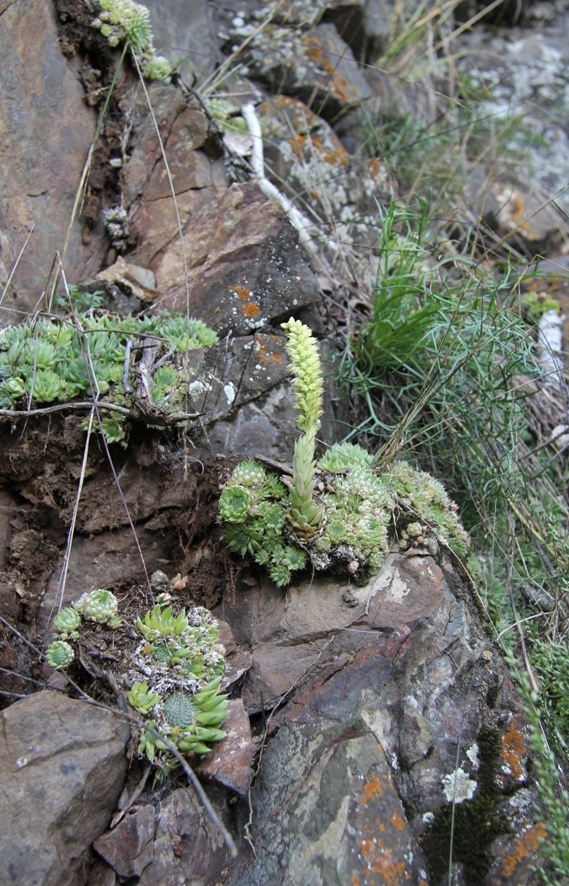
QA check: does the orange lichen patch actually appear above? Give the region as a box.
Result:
[242,302,260,318]
[256,340,283,364]
[228,284,261,320]
[391,811,405,833]
[230,285,251,301]
[304,46,323,64]
[287,132,309,160]
[499,823,547,879]
[351,877,361,886]
[501,715,527,781]
[369,159,385,178]
[360,772,384,804]
[360,841,410,885]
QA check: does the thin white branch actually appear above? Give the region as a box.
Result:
[241,102,321,260]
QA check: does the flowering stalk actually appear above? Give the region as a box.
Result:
[281,319,324,537]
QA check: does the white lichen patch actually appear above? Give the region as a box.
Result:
[466,742,480,770]
[441,767,477,804]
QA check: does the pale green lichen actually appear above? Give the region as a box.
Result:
[219,319,470,587]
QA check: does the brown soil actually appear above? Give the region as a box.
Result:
[0,414,236,709]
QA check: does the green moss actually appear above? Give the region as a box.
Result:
[421,728,509,885]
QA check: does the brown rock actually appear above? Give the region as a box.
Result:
[0,691,130,886]
[198,699,255,796]
[148,182,320,336]
[122,85,226,266]
[0,0,107,315]
[218,554,546,883]
[138,787,232,886]
[94,805,155,878]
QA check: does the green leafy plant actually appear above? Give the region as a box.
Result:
[74,589,122,627]
[46,591,229,761]
[219,320,469,587]
[91,0,172,82]
[129,602,228,760]
[0,310,218,440]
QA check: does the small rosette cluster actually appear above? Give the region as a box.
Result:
[313,443,392,575]
[46,589,122,669]
[91,0,172,82]
[127,602,228,760]
[383,461,470,558]
[219,440,470,587]
[0,312,218,442]
[220,460,307,587]
[218,320,470,588]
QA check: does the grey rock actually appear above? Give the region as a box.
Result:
[0,691,130,886]
[218,554,546,883]
[147,181,321,335]
[144,0,219,83]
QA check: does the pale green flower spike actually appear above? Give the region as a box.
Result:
[281,318,324,537]
[281,318,323,434]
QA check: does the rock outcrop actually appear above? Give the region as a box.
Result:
[0,691,130,886]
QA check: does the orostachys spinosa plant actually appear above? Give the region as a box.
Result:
[46,591,229,762]
[219,319,470,587]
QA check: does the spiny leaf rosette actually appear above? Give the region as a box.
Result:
[128,603,228,762]
[45,591,228,762]
[219,320,470,587]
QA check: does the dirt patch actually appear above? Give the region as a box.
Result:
[0,414,237,706]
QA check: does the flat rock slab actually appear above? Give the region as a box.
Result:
[0,0,107,315]
[148,182,321,336]
[137,787,233,886]
[94,805,156,879]
[197,698,255,796]
[0,691,130,886]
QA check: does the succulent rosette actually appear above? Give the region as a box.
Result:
[219,320,470,587]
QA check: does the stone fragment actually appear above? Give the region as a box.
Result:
[252,23,373,119]
[227,730,428,885]
[147,182,320,334]
[184,332,290,424]
[121,84,226,266]
[144,0,219,83]
[94,805,155,878]
[198,699,255,795]
[0,691,130,886]
[260,95,395,250]
[137,787,232,886]
[95,257,157,304]
[0,0,107,316]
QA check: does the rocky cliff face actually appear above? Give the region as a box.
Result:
[1,0,564,882]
